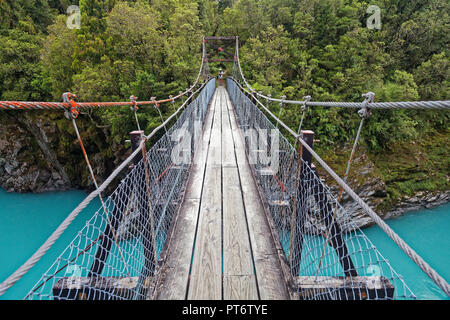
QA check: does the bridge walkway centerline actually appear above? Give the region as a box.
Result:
[154,85,290,300]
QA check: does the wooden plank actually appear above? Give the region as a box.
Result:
[53,276,152,300]
[223,276,258,300]
[187,166,222,299]
[221,88,236,167]
[209,58,235,63]
[155,91,218,300]
[227,98,248,169]
[224,90,291,300]
[204,36,237,41]
[187,90,223,299]
[222,167,253,276]
[155,198,200,300]
[206,90,222,168]
[222,167,258,300]
[185,91,218,199]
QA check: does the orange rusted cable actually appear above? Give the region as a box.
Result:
[0,90,181,111]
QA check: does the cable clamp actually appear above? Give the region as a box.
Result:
[130,95,138,111]
[62,92,79,119]
[151,97,159,109]
[302,95,311,112]
[280,95,287,108]
[359,92,375,118]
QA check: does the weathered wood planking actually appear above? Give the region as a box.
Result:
[221,87,236,167]
[187,90,223,300]
[220,89,258,299]
[222,166,258,300]
[185,91,218,199]
[155,91,218,300]
[223,275,259,300]
[224,90,290,300]
[53,276,152,300]
[156,86,291,300]
[206,89,223,168]
[187,166,222,299]
[155,198,200,300]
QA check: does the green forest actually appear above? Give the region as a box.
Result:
[0,0,449,208]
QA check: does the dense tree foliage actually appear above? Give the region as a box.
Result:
[0,0,448,151]
[218,0,449,150]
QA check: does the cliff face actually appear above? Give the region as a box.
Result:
[326,152,389,229]
[0,113,127,193]
[0,114,71,192]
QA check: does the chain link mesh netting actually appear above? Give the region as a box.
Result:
[226,78,416,300]
[25,79,215,300]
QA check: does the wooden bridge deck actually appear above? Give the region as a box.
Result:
[154,86,290,300]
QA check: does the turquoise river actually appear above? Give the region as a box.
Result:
[0,187,449,300]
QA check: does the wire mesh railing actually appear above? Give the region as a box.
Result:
[227,77,416,300]
[24,78,215,300]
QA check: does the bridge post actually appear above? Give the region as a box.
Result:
[250,89,257,105]
[310,164,358,278]
[300,130,314,164]
[290,130,357,278]
[289,130,314,276]
[130,131,144,165]
[304,134,358,278]
[88,131,157,297]
[88,192,127,280]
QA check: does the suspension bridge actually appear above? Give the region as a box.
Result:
[0,36,449,300]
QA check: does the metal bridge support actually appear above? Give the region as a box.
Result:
[290,131,358,278]
[88,179,132,280]
[301,130,357,278]
[88,194,127,278]
[289,130,314,276]
[310,164,358,277]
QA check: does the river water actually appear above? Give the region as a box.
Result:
[0,188,448,300]
[362,202,450,300]
[0,188,100,300]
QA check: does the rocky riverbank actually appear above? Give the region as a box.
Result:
[338,185,450,229]
[383,190,450,219]
[322,146,449,229]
